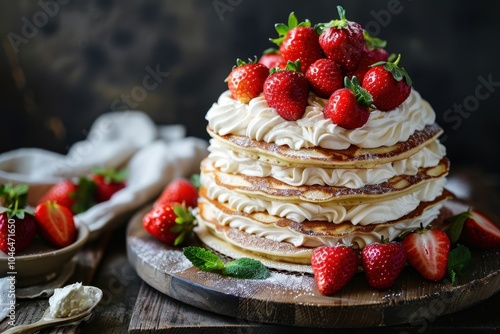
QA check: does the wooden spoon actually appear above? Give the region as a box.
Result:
[3,286,102,334]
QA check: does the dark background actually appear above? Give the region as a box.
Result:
[0,0,499,172]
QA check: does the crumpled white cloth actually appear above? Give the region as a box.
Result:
[0,110,208,238]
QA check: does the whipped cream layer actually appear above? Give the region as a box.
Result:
[199,197,444,249]
[202,170,446,225]
[206,89,435,150]
[209,139,446,188]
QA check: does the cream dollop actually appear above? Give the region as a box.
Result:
[206,89,435,150]
[209,139,446,188]
[202,171,446,225]
[199,198,444,249]
[49,282,98,318]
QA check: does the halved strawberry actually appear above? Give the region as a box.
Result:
[448,210,500,249]
[154,178,199,209]
[402,226,450,282]
[35,201,77,248]
[311,245,358,295]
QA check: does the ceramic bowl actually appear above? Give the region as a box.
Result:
[0,223,90,287]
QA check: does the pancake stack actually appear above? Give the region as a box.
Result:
[195,90,451,266]
[195,11,451,268]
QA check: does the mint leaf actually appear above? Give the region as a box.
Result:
[183,247,270,280]
[223,258,271,279]
[447,245,472,285]
[183,246,225,272]
[445,211,471,243]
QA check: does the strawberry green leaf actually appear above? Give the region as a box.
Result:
[93,167,127,184]
[72,177,97,214]
[190,174,201,189]
[363,30,387,50]
[445,210,472,243]
[271,12,310,46]
[344,76,373,108]
[447,245,472,285]
[370,54,413,86]
[223,258,270,279]
[183,246,225,272]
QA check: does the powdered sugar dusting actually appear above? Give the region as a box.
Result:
[129,236,193,274]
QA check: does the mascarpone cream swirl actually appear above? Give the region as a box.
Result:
[199,197,444,249]
[209,139,446,188]
[202,171,446,225]
[206,89,435,150]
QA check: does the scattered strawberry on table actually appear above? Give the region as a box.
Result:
[143,177,199,246]
[402,225,451,282]
[154,177,199,209]
[361,237,407,290]
[311,245,358,295]
[447,209,500,250]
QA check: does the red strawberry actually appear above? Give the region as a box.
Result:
[263,60,309,121]
[311,245,358,295]
[323,76,372,129]
[362,54,412,111]
[317,6,365,72]
[361,237,407,290]
[154,178,199,209]
[270,12,323,73]
[305,58,343,99]
[35,201,76,248]
[142,202,195,246]
[37,177,97,214]
[0,212,37,254]
[0,183,37,254]
[258,48,286,70]
[457,210,500,249]
[227,58,269,104]
[402,226,450,281]
[37,180,78,210]
[348,31,389,82]
[91,167,127,203]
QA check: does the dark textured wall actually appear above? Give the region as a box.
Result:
[1,0,499,172]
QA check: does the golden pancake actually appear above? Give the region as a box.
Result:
[201,157,449,205]
[207,123,443,169]
[195,190,454,267]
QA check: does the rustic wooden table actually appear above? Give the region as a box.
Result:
[1,166,499,333]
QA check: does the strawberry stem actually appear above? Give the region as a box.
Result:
[270,12,311,46]
[344,76,373,108]
[370,54,412,86]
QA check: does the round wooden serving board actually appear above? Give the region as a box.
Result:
[126,204,500,328]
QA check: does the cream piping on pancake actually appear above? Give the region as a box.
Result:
[206,89,435,150]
